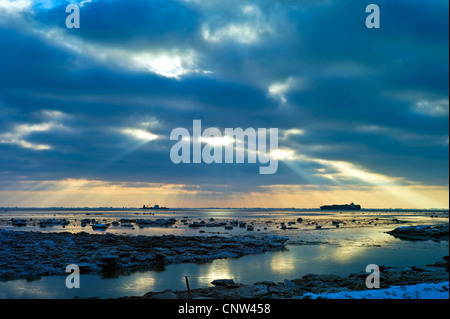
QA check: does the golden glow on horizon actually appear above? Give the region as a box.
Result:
[0,178,448,209]
[261,148,447,210]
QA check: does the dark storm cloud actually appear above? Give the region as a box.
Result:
[0,0,448,193]
[34,0,203,48]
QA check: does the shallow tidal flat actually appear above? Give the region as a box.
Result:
[0,229,288,281]
[0,209,448,298]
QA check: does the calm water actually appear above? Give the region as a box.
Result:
[0,208,448,299]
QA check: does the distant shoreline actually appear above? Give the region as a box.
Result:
[1,207,449,212]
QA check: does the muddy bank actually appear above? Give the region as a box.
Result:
[0,229,288,281]
[126,257,449,299]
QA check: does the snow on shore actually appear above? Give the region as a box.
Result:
[301,281,449,299]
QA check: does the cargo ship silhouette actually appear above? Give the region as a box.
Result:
[320,202,361,211]
[140,203,169,210]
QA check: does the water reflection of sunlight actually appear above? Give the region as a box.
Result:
[200,262,233,284]
[326,245,370,263]
[317,230,399,264]
[124,276,155,292]
[270,252,296,273]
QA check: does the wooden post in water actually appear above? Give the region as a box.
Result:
[185,276,192,299]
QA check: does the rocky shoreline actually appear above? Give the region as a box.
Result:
[125,257,449,299]
[0,229,288,281]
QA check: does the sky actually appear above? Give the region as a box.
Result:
[0,0,448,208]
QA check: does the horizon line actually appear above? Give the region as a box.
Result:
[0,206,448,211]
